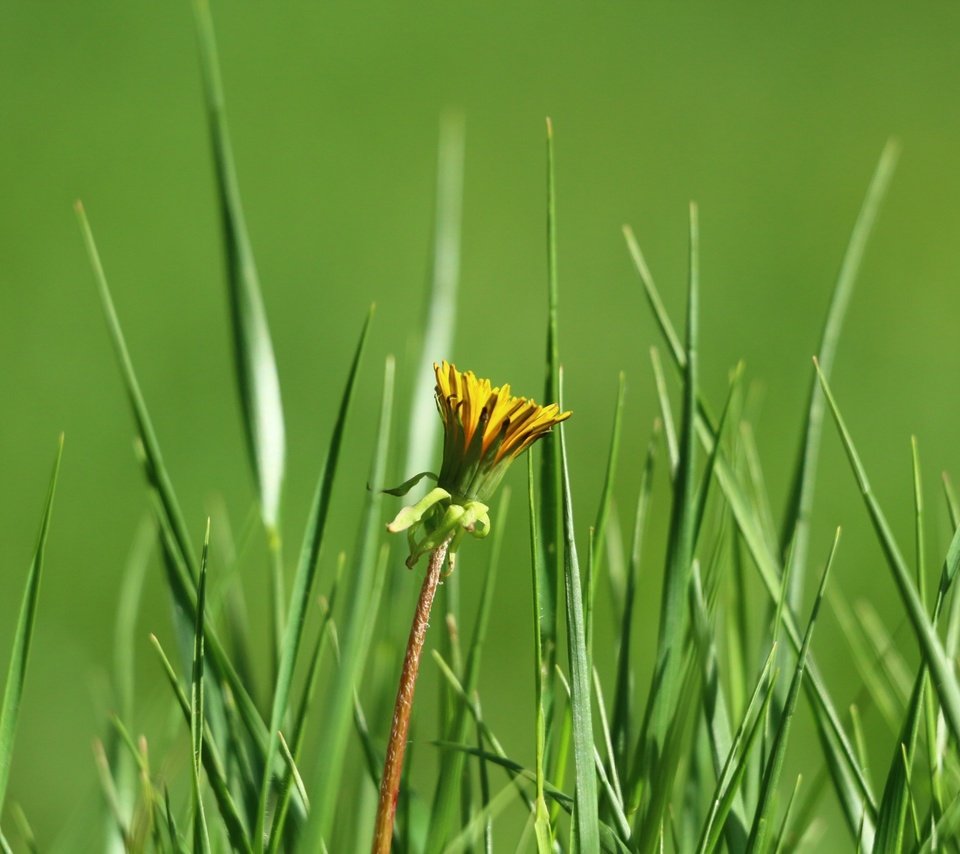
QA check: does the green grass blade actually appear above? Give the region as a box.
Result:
[190,522,212,854]
[747,528,839,853]
[0,436,63,815]
[815,361,960,745]
[650,347,679,476]
[779,140,899,609]
[303,355,394,849]
[611,426,657,780]
[590,372,627,599]
[771,774,802,854]
[426,489,511,851]
[191,0,285,532]
[402,112,465,482]
[557,403,601,853]
[538,118,563,788]
[149,634,251,853]
[631,202,699,850]
[527,454,552,852]
[257,311,373,847]
[76,202,198,573]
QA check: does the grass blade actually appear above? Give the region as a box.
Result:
[779,140,899,608]
[0,435,63,815]
[631,202,699,851]
[558,408,600,852]
[191,0,285,532]
[190,522,212,854]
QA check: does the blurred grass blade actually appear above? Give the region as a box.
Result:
[190,522,212,854]
[650,347,678,476]
[771,774,802,854]
[747,529,839,853]
[0,435,63,815]
[192,0,285,531]
[403,112,465,482]
[815,361,960,744]
[779,140,899,608]
[257,309,373,847]
[558,401,601,853]
[304,357,394,849]
[426,489,510,851]
[631,203,699,851]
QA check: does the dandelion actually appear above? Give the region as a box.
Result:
[372,361,570,854]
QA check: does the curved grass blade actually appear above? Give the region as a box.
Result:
[558,406,600,853]
[747,529,839,853]
[0,436,63,815]
[815,361,960,744]
[779,140,899,609]
[191,0,285,533]
[302,356,393,850]
[426,490,511,852]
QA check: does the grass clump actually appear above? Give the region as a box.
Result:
[3,5,960,853]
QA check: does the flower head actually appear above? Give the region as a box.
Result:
[385,360,571,568]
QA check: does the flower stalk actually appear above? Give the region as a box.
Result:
[371,538,452,854]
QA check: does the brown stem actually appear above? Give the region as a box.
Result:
[371,540,450,854]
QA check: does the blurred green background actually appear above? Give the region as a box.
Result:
[3,0,960,846]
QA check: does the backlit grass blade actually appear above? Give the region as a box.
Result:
[402,112,465,482]
[650,347,679,476]
[747,528,839,853]
[258,310,373,848]
[779,140,899,609]
[190,522,212,854]
[625,214,875,837]
[816,362,960,744]
[631,202,699,852]
[0,435,63,816]
[558,400,601,853]
[191,0,286,533]
[426,489,511,851]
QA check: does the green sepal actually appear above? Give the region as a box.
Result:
[379,471,439,497]
[386,487,451,533]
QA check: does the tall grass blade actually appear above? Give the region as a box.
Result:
[558,402,601,852]
[403,112,465,483]
[257,311,374,849]
[650,347,678,476]
[304,356,394,849]
[0,435,63,816]
[590,372,627,597]
[816,362,960,745]
[747,528,839,853]
[631,203,699,851]
[537,118,564,772]
[780,140,899,608]
[191,0,286,532]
